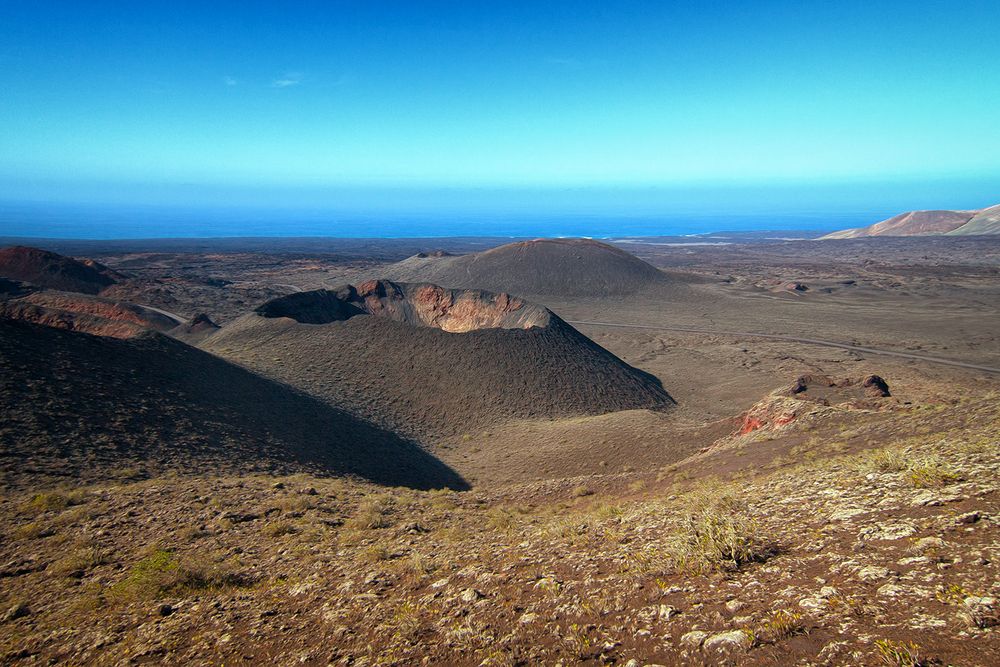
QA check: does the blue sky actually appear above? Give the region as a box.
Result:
[1,1,999,215]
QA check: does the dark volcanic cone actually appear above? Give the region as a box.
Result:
[204,280,673,442]
[379,238,671,296]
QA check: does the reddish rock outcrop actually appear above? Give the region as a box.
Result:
[0,291,182,339]
[257,280,552,332]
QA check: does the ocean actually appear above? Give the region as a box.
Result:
[0,200,879,240]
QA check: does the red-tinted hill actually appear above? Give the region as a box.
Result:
[0,246,119,294]
[0,290,183,338]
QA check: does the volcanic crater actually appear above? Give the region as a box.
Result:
[205,280,673,441]
[256,279,552,332]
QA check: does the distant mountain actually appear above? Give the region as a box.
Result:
[379,238,672,297]
[819,204,1000,239]
[946,204,1000,235]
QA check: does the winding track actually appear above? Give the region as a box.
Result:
[566,320,1000,376]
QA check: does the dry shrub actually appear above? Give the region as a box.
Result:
[107,549,248,601]
[874,639,925,667]
[348,495,395,530]
[667,494,776,573]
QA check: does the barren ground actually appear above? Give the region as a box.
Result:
[2,234,998,665]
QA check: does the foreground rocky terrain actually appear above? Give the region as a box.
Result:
[1,236,998,665]
[1,382,996,665]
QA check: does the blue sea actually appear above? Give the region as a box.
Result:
[0,200,879,240]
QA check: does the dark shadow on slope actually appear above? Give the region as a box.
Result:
[0,318,467,491]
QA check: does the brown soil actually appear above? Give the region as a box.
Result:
[2,236,1000,666]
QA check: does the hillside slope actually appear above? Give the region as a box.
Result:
[203,281,673,441]
[947,203,1000,235]
[0,246,119,294]
[0,318,465,489]
[820,204,1000,239]
[379,238,671,296]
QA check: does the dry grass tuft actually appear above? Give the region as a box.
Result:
[107,549,249,601]
[906,457,961,488]
[22,489,88,514]
[874,638,925,667]
[668,496,776,572]
[348,495,395,530]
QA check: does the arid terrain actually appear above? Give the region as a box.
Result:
[1,234,999,666]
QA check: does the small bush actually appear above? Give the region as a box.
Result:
[23,489,88,514]
[14,521,53,540]
[906,458,961,488]
[360,542,392,564]
[486,507,518,532]
[107,549,247,601]
[934,583,970,605]
[572,485,594,498]
[49,545,107,578]
[276,495,315,513]
[348,495,395,530]
[262,520,298,537]
[670,499,775,572]
[874,639,924,667]
[762,609,805,641]
[392,552,437,581]
[866,449,908,473]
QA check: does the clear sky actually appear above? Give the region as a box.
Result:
[1,0,999,216]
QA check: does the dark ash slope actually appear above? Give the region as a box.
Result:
[380,238,670,296]
[0,318,466,490]
[203,281,673,442]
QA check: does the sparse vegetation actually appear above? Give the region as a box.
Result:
[866,448,908,473]
[348,495,395,530]
[106,549,248,601]
[22,489,88,514]
[49,545,107,578]
[262,519,298,537]
[668,495,776,572]
[760,609,805,642]
[14,521,53,540]
[906,457,961,487]
[874,638,925,667]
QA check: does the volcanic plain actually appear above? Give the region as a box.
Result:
[1,233,998,666]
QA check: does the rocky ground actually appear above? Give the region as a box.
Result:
[2,236,999,665]
[2,387,996,665]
